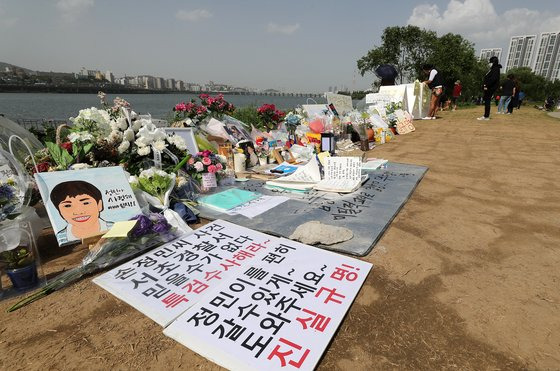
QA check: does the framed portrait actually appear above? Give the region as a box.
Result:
[163,127,199,155]
[220,115,252,145]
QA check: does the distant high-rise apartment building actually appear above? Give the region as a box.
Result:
[505,35,537,72]
[165,78,176,90]
[533,31,560,81]
[105,71,114,83]
[479,48,502,62]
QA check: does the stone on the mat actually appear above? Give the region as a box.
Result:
[289,221,353,245]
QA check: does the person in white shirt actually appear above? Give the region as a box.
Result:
[422,64,444,120]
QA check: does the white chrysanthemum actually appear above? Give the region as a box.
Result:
[117,117,128,130]
[139,168,155,178]
[110,120,119,131]
[129,175,139,187]
[155,169,169,177]
[118,140,130,153]
[137,146,151,156]
[169,135,187,151]
[67,132,80,143]
[135,137,149,147]
[152,139,167,152]
[132,120,142,132]
[123,128,135,142]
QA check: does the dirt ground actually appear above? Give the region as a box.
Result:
[1,106,559,370]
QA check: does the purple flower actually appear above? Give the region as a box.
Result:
[152,220,171,233]
[129,214,152,237]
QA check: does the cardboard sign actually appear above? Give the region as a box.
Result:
[164,236,372,371]
[326,93,353,115]
[395,110,415,135]
[35,166,141,246]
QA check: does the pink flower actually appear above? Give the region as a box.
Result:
[188,157,195,165]
[194,162,204,172]
[207,164,217,173]
[202,150,212,157]
[202,157,212,166]
[174,102,187,112]
[216,163,223,171]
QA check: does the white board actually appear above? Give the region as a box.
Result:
[164,237,372,371]
[93,220,276,326]
[95,220,373,370]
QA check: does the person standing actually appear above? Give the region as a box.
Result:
[507,78,520,114]
[478,56,501,121]
[422,64,444,120]
[497,74,515,114]
[451,80,462,111]
[517,90,526,109]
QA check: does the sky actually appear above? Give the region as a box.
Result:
[1,0,560,93]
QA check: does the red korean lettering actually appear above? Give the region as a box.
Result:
[315,286,345,304]
[330,263,360,282]
[161,293,189,308]
[267,337,310,368]
[296,308,331,332]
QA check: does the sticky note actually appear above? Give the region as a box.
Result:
[317,151,331,166]
[102,220,138,238]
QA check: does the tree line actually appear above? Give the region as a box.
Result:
[357,25,560,103]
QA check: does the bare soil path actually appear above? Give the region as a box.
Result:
[1,106,559,370]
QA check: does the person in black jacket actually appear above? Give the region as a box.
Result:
[478,56,501,121]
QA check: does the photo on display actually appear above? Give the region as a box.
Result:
[220,115,252,144]
[35,166,141,246]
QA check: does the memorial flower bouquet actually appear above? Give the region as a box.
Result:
[173,100,209,124]
[0,179,20,222]
[8,212,180,312]
[256,103,286,132]
[199,93,235,118]
[173,94,235,125]
[183,150,226,192]
[131,168,175,205]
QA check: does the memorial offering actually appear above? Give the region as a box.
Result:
[35,166,141,246]
[94,220,372,370]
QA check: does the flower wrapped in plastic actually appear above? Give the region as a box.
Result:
[8,212,182,311]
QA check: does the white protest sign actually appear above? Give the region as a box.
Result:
[164,237,372,371]
[93,220,275,326]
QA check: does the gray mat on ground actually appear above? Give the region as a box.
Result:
[198,162,428,256]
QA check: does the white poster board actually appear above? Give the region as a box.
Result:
[93,220,275,326]
[164,237,372,371]
[95,220,373,370]
[326,93,353,115]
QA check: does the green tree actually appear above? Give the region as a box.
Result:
[358,26,488,103]
[357,26,436,84]
[504,67,560,102]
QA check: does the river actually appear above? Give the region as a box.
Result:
[0,92,328,121]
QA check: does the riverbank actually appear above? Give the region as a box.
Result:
[1,106,559,369]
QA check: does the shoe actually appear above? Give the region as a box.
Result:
[477,116,490,121]
[505,113,511,115]
[431,117,436,120]
[422,117,432,120]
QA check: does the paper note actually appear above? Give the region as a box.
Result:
[317,151,331,166]
[227,195,289,218]
[324,157,362,181]
[102,220,138,238]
